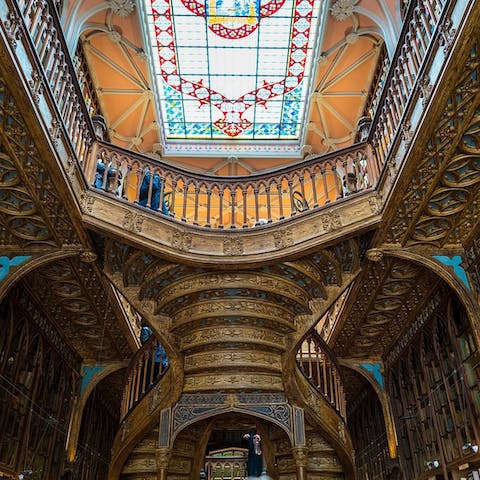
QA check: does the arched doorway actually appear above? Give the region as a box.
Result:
[170,412,290,479]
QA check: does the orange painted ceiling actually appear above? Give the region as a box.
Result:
[64,0,400,175]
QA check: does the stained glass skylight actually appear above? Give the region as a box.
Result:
[141,0,327,156]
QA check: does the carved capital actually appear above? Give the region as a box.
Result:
[292,446,309,467]
[155,447,172,469]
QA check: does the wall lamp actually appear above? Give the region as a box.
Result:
[427,460,440,469]
[18,470,33,480]
[462,442,479,454]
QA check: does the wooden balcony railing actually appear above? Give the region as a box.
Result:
[204,448,248,480]
[88,142,375,229]
[10,0,95,164]
[297,331,346,420]
[8,0,451,229]
[120,335,169,420]
[368,0,447,164]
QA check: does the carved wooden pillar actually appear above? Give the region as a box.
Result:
[155,447,171,480]
[292,446,309,480]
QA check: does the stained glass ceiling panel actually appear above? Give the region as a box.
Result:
[142,0,326,156]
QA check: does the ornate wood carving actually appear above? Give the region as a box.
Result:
[380,43,480,248]
[21,257,132,361]
[172,392,293,436]
[335,258,441,358]
[0,77,80,248]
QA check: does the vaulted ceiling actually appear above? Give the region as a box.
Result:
[63,0,401,174]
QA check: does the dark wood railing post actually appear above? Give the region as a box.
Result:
[120,335,169,421]
[297,331,346,419]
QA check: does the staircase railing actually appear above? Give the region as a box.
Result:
[10,0,95,165]
[120,335,169,420]
[6,0,452,229]
[368,0,448,164]
[297,330,346,420]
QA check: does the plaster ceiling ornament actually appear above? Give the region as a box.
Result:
[330,0,357,21]
[109,0,135,17]
[107,30,122,43]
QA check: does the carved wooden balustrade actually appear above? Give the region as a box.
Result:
[8,0,94,164]
[120,335,169,420]
[6,0,452,230]
[89,141,374,229]
[297,330,346,420]
[368,0,448,164]
[204,448,247,480]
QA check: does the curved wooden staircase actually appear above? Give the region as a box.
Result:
[105,238,360,479]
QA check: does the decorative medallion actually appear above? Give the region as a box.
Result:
[330,0,356,21]
[223,237,244,255]
[109,0,136,17]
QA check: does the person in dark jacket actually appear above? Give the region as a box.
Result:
[140,323,153,345]
[243,429,263,477]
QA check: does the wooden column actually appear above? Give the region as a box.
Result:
[292,446,309,480]
[155,447,171,480]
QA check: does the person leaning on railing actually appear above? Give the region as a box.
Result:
[140,322,168,378]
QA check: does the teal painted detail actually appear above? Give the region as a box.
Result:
[0,256,31,282]
[433,255,471,290]
[81,365,106,394]
[360,363,384,389]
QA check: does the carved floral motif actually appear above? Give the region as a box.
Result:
[171,230,192,251]
[223,237,244,255]
[321,212,342,232]
[123,211,145,233]
[330,0,357,21]
[273,228,294,249]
